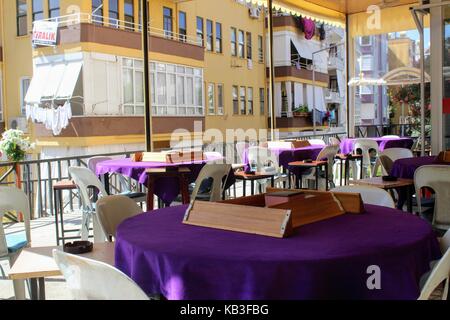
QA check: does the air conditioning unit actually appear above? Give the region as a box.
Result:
[249,7,261,19]
[9,117,29,133]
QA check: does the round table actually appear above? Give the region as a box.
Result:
[115,204,441,300]
[340,137,414,155]
[95,155,223,205]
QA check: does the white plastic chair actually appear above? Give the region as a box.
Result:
[308,139,326,146]
[414,165,450,230]
[96,195,143,241]
[440,229,450,254]
[382,135,400,139]
[329,137,341,146]
[87,157,146,203]
[332,185,395,208]
[69,166,109,242]
[418,249,450,300]
[191,164,232,202]
[53,249,149,300]
[0,187,31,300]
[302,145,339,190]
[353,138,380,178]
[247,146,288,192]
[378,148,413,176]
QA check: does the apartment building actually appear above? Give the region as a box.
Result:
[0,0,267,158]
[269,13,330,136]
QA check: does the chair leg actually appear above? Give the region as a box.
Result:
[9,254,26,300]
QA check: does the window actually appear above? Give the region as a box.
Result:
[246,32,252,60]
[16,0,28,36]
[360,55,373,71]
[215,22,222,53]
[232,86,239,114]
[208,84,215,114]
[230,28,237,56]
[206,20,213,52]
[32,0,44,22]
[259,88,265,115]
[217,84,224,115]
[20,78,31,116]
[109,0,119,28]
[247,87,253,115]
[360,86,373,95]
[92,0,103,25]
[238,30,245,58]
[48,0,60,18]
[122,59,144,115]
[258,35,264,63]
[197,17,204,47]
[179,11,187,42]
[240,86,246,115]
[147,61,204,116]
[124,0,134,29]
[360,36,372,46]
[163,7,173,38]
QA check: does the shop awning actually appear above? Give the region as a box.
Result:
[25,60,82,104]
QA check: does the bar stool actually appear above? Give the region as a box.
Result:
[53,180,79,245]
[145,167,191,211]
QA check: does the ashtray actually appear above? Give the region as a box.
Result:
[382,175,398,182]
[63,241,93,254]
[304,159,313,163]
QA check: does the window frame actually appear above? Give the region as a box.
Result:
[207,83,215,115]
[20,77,32,116]
[230,27,237,57]
[48,0,60,19]
[247,87,253,115]
[92,0,104,25]
[258,35,264,63]
[246,32,252,60]
[108,0,120,28]
[359,36,372,46]
[360,55,373,72]
[163,6,173,38]
[238,30,245,59]
[259,88,265,115]
[215,22,222,53]
[217,84,224,115]
[179,11,187,42]
[240,86,246,115]
[232,85,239,115]
[206,19,214,52]
[32,0,44,22]
[16,0,28,36]
[124,0,134,30]
[196,17,204,47]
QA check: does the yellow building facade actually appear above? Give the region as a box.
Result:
[0,0,268,156]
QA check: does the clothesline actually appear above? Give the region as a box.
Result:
[26,101,73,136]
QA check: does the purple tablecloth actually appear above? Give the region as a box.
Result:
[340,137,414,155]
[115,204,440,300]
[96,156,222,205]
[390,156,446,179]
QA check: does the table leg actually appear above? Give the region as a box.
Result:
[271,176,275,188]
[102,173,110,195]
[325,163,329,191]
[360,158,363,180]
[59,190,65,245]
[345,160,350,185]
[315,167,319,190]
[288,171,292,189]
[406,185,413,214]
[147,177,155,211]
[54,189,60,246]
[242,180,246,197]
[179,174,190,205]
[340,159,344,186]
[29,278,45,300]
[251,180,255,196]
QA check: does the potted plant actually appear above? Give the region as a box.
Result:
[293,105,310,117]
[0,129,35,163]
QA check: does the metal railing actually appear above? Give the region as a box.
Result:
[33,13,203,47]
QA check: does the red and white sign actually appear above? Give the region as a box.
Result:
[32,21,58,46]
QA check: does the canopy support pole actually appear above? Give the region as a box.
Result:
[268,0,276,141]
[142,0,153,152]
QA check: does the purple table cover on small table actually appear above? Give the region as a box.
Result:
[390,156,446,179]
[340,137,414,155]
[115,204,440,300]
[96,155,223,206]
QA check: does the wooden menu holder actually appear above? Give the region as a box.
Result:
[267,140,311,149]
[132,151,205,163]
[183,201,292,238]
[436,150,450,163]
[290,140,311,149]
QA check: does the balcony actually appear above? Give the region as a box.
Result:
[327,54,345,70]
[324,89,344,104]
[33,13,204,62]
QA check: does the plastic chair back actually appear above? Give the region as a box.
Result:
[441,229,450,254]
[382,135,400,139]
[69,166,109,211]
[329,137,341,146]
[379,148,413,175]
[332,185,395,208]
[418,249,450,300]
[415,165,450,229]
[191,164,232,202]
[96,195,143,240]
[354,138,380,177]
[0,187,31,257]
[247,146,280,174]
[53,249,149,300]
[316,145,339,179]
[308,139,326,146]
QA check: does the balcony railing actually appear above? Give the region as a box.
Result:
[324,89,344,103]
[33,13,202,47]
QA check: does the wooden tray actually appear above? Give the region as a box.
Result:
[183,201,292,238]
[132,151,205,163]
